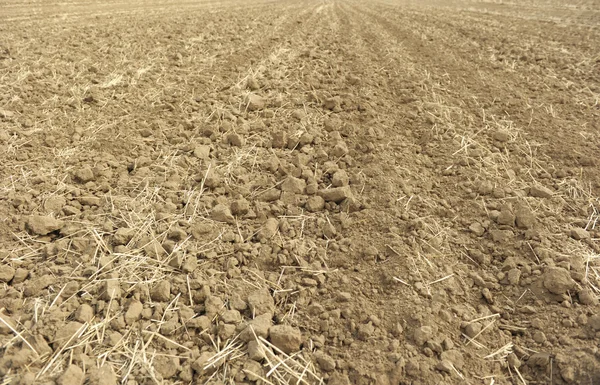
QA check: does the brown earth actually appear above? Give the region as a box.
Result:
[1,0,599,384]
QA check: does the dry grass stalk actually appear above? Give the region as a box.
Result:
[0,311,39,356]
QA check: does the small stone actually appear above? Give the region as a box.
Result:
[588,315,600,331]
[217,323,237,341]
[492,130,510,142]
[221,309,242,324]
[154,355,179,378]
[269,325,302,353]
[246,77,260,91]
[193,145,211,159]
[151,280,171,302]
[247,340,266,361]
[12,268,29,284]
[73,167,95,183]
[442,337,454,350]
[543,267,575,295]
[258,218,279,240]
[188,315,211,330]
[331,141,349,157]
[405,358,421,377]
[125,300,143,324]
[74,304,94,323]
[23,275,55,297]
[347,75,360,85]
[305,196,325,212]
[323,118,340,132]
[113,228,135,246]
[281,176,306,194]
[110,315,126,331]
[105,331,123,347]
[314,351,336,371]
[204,295,223,317]
[26,215,64,235]
[489,229,513,243]
[331,170,349,187]
[328,373,351,385]
[178,305,195,322]
[144,240,167,258]
[44,196,67,213]
[204,173,222,188]
[529,185,554,198]
[560,366,576,383]
[469,222,485,236]
[88,365,117,385]
[291,109,306,120]
[218,322,236,339]
[340,196,362,212]
[211,204,234,223]
[62,281,79,297]
[306,182,318,195]
[299,132,314,146]
[22,334,51,358]
[169,253,185,269]
[319,186,352,203]
[413,326,433,345]
[225,132,244,147]
[570,228,590,240]
[231,198,250,216]
[364,245,378,259]
[436,360,453,373]
[482,288,494,304]
[497,209,515,226]
[515,204,536,229]
[54,322,84,349]
[0,130,9,143]
[245,94,265,111]
[57,365,84,385]
[323,97,341,111]
[191,351,216,374]
[247,289,275,315]
[478,180,494,195]
[100,279,121,300]
[357,322,375,340]
[0,313,16,334]
[507,353,521,368]
[470,272,486,287]
[168,227,187,241]
[578,288,598,306]
[63,205,81,216]
[337,292,352,301]
[507,268,521,285]
[257,188,281,202]
[533,331,547,343]
[0,109,14,119]
[528,352,551,367]
[240,313,272,342]
[0,265,15,283]
[272,131,287,148]
[301,277,318,287]
[464,323,482,338]
[244,361,265,383]
[78,196,101,206]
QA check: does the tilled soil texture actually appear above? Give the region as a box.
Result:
[1,0,599,384]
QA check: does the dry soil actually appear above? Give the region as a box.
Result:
[1,0,599,384]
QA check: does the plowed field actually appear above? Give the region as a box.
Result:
[1,0,599,384]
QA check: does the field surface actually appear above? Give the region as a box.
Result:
[1,0,599,384]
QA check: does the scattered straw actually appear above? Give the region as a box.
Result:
[0,311,39,356]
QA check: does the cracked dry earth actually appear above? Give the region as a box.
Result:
[1,0,600,384]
